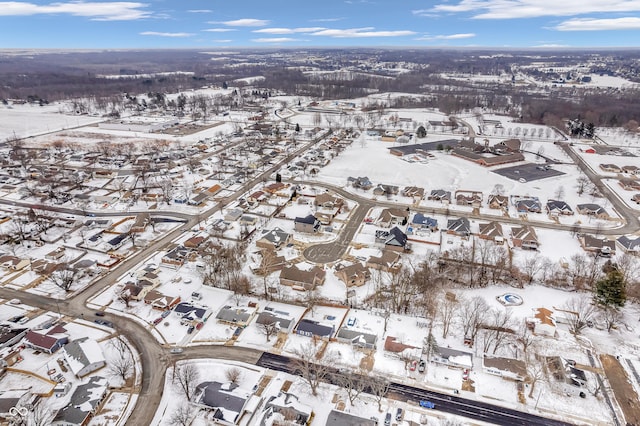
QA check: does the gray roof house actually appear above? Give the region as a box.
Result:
[617,235,640,253]
[255,310,295,333]
[263,392,313,425]
[335,328,378,349]
[374,227,408,251]
[215,305,256,327]
[294,215,321,233]
[325,410,377,426]
[446,217,471,237]
[193,381,251,424]
[546,200,573,216]
[296,319,334,339]
[51,376,109,425]
[63,337,106,378]
[576,203,609,218]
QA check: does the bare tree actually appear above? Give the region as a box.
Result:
[369,376,391,412]
[527,355,547,398]
[561,296,597,335]
[438,291,459,339]
[169,404,197,426]
[291,342,337,396]
[600,306,622,333]
[48,265,80,292]
[29,400,55,426]
[173,363,200,402]
[458,296,489,346]
[108,336,134,382]
[225,367,243,384]
[481,308,516,354]
[257,321,279,342]
[337,373,367,405]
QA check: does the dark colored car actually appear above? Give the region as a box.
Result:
[187,325,195,334]
[418,359,426,373]
[153,317,162,325]
[94,319,114,328]
[95,312,105,317]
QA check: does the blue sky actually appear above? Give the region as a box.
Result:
[1,0,640,48]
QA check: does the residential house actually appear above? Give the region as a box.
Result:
[0,256,30,271]
[264,182,287,195]
[63,338,106,378]
[161,245,190,268]
[224,208,244,222]
[215,305,257,327]
[143,290,181,310]
[546,200,574,216]
[366,250,401,272]
[383,336,421,360]
[23,325,68,354]
[374,227,409,252]
[579,234,615,257]
[255,228,291,250]
[527,308,557,337]
[264,392,313,425]
[455,190,483,207]
[105,233,130,250]
[45,247,66,261]
[372,183,399,197]
[478,221,504,244]
[255,309,295,333]
[619,178,640,191]
[193,381,251,424]
[335,328,378,349]
[184,235,207,249]
[347,176,373,190]
[174,302,211,324]
[447,217,471,238]
[483,355,527,381]
[239,215,258,227]
[294,215,321,234]
[0,326,27,350]
[334,262,370,287]
[599,164,622,173]
[428,189,452,203]
[431,345,473,369]
[514,197,542,214]
[295,318,334,339]
[576,203,609,219]
[487,194,509,210]
[410,213,438,232]
[325,410,377,426]
[511,226,539,250]
[377,208,409,228]
[279,265,326,290]
[247,190,267,205]
[494,138,522,152]
[616,235,640,254]
[402,186,425,202]
[188,191,210,206]
[51,376,109,426]
[314,192,345,209]
[130,212,150,233]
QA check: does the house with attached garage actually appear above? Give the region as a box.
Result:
[294,214,321,233]
[255,309,295,333]
[335,328,378,349]
[174,302,211,324]
[511,226,539,250]
[279,264,326,290]
[215,305,257,327]
[51,376,109,426]
[263,392,313,425]
[431,345,473,369]
[403,186,425,202]
[455,190,483,207]
[546,200,574,216]
[483,355,527,381]
[487,194,509,210]
[527,307,557,337]
[377,208,409,228]
[256,227,291,250]
[410,213,438,232]
[375,227,409,252]
[63,337,106,378]
[616,235,640,254]
[576,203,609,219]
[428,189,452,203]
[366,249,401,272]
[24,325,68,354]
[192,381,253,424]
[478,221,504,244]
[334,262,370,287]
[513,197,542,214]
[295,318,335,339]
[446,217,471,238]
[579,234,615,257]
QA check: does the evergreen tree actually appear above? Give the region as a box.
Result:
[594,268,626,308]
[416,125,427,138]
[295,123,301,132]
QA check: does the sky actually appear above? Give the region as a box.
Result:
[1,0,640,49]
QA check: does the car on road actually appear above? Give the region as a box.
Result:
[95,312,105,316]
[419,400,435,409]
[187,325,195,334]
[9,299,21,305]
[170,348,183,354]
[153,317,162,325]
[418,359,426,373]
[518,177,527,183]
[196,322,204,330]
[94,319,113,328]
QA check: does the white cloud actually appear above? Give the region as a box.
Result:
[211,39,232,43]
[187,9,211,13]
[203,28,236,32]
[311,17,344,22]
[418,33,476,40]
[221,18,269,27]
[555,17,640,31]
[311,27,416,37]
[253,27,325,34]
[140,31,194,37]
[0,1,150,20]
[532,43,571,47]
[252,37,298,43]
[416,0,640,19]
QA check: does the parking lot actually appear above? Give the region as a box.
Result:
[493,162,565,182]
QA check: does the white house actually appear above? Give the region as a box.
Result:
[527,307,557,337]
[63,338,106,378]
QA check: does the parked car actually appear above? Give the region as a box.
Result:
[170,348,183,354]
[9,299,21,305]
[161,310,171,318]
[94,319,114,328]
[409,360,417,371]
[419,400,435,409]
[187,325,195,334]
[395,408,403,421]
[418,359,426,373]
[153,317,162,325]
[196,322,204,330]
[384,412,391,426]
[95,312,105,317]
